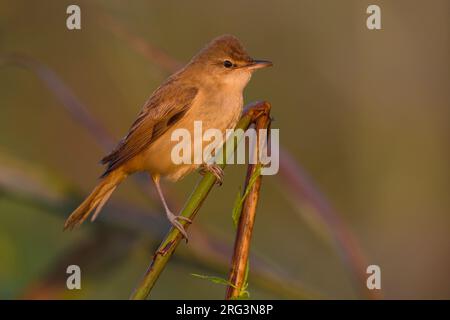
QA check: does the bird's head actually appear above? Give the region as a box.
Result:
[189,35,272,89]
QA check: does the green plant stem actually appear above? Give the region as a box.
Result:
[130,101,271,300]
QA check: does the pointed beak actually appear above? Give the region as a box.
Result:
[242,59,273,70]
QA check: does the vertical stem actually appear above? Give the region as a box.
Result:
[225,106,271,299]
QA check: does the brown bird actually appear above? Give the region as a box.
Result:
[64,35,272,238]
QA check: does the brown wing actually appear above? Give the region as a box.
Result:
[100,79,198,177]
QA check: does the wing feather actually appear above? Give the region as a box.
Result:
[101,78,198,177]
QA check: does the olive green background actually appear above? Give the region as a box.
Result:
[0,0,449,299]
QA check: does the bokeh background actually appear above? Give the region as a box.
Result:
[1,0,449,299]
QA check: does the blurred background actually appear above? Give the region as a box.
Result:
[0,0,449,299]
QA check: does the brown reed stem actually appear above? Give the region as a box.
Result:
[225,105,271,299]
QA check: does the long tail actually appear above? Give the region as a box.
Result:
[64,169,126,230]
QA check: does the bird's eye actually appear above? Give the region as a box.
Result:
[223,60,233,68]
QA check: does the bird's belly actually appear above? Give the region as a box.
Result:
[139,94,243,181]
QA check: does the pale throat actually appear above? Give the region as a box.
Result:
[221,70,252,93]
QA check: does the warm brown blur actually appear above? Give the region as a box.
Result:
[0,0,449,299]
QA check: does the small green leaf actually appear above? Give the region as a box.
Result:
[231,165,261,228]
[238,260,251,299]
[190,273,237,288]
[243,260,250,285]
[231,188,242,228]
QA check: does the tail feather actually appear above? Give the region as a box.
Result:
[64,170,124,230]
[91,185,116,222]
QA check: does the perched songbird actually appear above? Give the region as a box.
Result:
[64,35,272,238]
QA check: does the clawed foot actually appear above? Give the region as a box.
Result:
[166,210,192,241]
[199,164,224,185]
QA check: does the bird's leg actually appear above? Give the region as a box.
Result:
[199,163,224,185]
[151,174,191,240]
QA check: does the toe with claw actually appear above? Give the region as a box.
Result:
[200,164,224,185]
[167,211,192,241]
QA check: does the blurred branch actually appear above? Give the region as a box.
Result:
[225,106,270,299]
[130,102,270,300]
[278,150,381,299]
[0,54,115,151]
[98,12,182,73]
